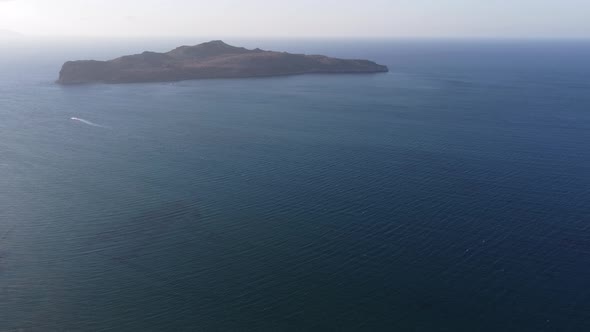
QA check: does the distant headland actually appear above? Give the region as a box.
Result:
[57,40,389,84]
[0,29,23,39]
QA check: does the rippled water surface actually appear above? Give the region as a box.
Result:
[1,39,590,331]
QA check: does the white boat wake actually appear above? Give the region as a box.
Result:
[70,117,107,128]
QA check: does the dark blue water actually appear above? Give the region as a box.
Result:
[1,39,590,331]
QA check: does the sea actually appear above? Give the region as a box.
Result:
[1,38,589,331]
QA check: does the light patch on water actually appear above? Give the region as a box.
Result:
[70,117,107,128]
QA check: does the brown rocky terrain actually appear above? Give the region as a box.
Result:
[57,40,389,84]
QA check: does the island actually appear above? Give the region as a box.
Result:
[57,40,388,84]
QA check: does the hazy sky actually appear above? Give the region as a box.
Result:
[0,0,589,38]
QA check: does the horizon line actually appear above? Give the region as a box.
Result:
[3,34,590,41]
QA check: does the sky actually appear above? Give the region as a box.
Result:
[0,0,589,38]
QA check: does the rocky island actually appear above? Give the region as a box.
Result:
[57,40,388,84]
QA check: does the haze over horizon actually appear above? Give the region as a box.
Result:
[0,0,589,39]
